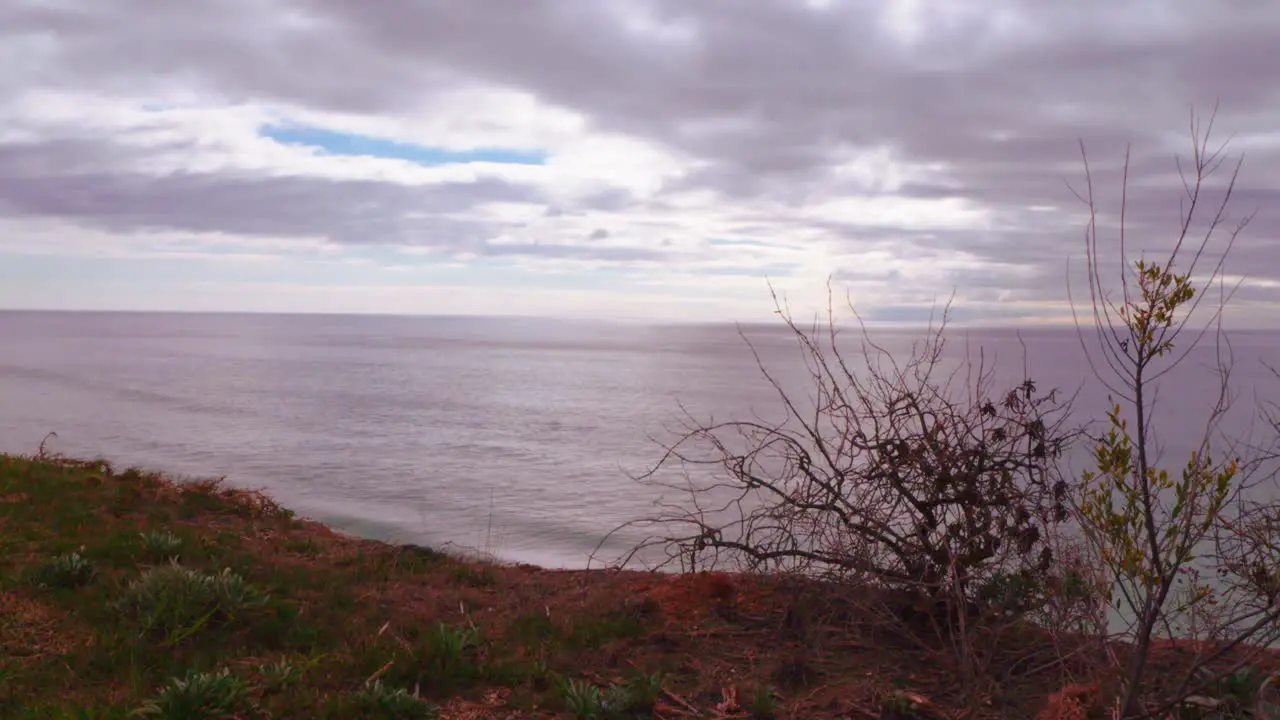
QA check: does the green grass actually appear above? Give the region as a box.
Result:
[0,456,460,716]
[0,453,674,719]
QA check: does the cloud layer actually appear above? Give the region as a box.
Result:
[2,0,1279,323]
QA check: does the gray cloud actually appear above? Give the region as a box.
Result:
[0,172,526,246]
[2,0,1279,308]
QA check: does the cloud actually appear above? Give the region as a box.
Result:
[1,0,1278,322]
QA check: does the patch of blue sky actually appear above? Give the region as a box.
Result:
[261,124,548,166]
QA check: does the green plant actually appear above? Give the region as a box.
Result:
[551,672,662,719]
[428,621,481,679]
[115,563,264,640]
[207,567,259,612]
[1261,674,1280,720]
[1176,666,1280,719]
[1215,666,1265,712]
[875,681,936,717]
[600,684,634,716]
[345,679,437,719]
[133,668,250,719]
[257,657,301,693]
[559,677,604,719]
[526,653,554,691]
[750,683,777,720]
[25,551,96,589]
[974,568,1050,618]
[623,672,664,714]
[137,530,183,563]
[377,621,486,693]
[0,661,17,713]
[880,690,923,720]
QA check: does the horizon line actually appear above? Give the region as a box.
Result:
[2,307,1279,333]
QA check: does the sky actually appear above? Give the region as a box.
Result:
[1,1,1279,325]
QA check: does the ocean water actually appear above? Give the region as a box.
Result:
[1,310,1278,569]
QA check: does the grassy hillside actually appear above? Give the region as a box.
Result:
[0,452,1217,719]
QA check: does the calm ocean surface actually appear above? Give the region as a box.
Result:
[2,311,1278,568]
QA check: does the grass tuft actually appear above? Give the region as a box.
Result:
[115,563,266,640]
[623,671,664,714]
[257,657,302,694]
[559,676,604,719]
[427,621,481,680]
[344,679,437,719]
[136,530,184,563]
[23,551,96,589]
[133,668,250,720]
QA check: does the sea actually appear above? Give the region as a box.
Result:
[1,310,1278,570]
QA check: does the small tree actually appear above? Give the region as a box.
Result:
[1070,107,1280,718]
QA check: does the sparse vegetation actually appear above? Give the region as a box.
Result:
[0,453,749,716]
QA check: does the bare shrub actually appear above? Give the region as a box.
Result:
[605,287,1081,702]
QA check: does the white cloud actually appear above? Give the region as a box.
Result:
[0,0,1278,324]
